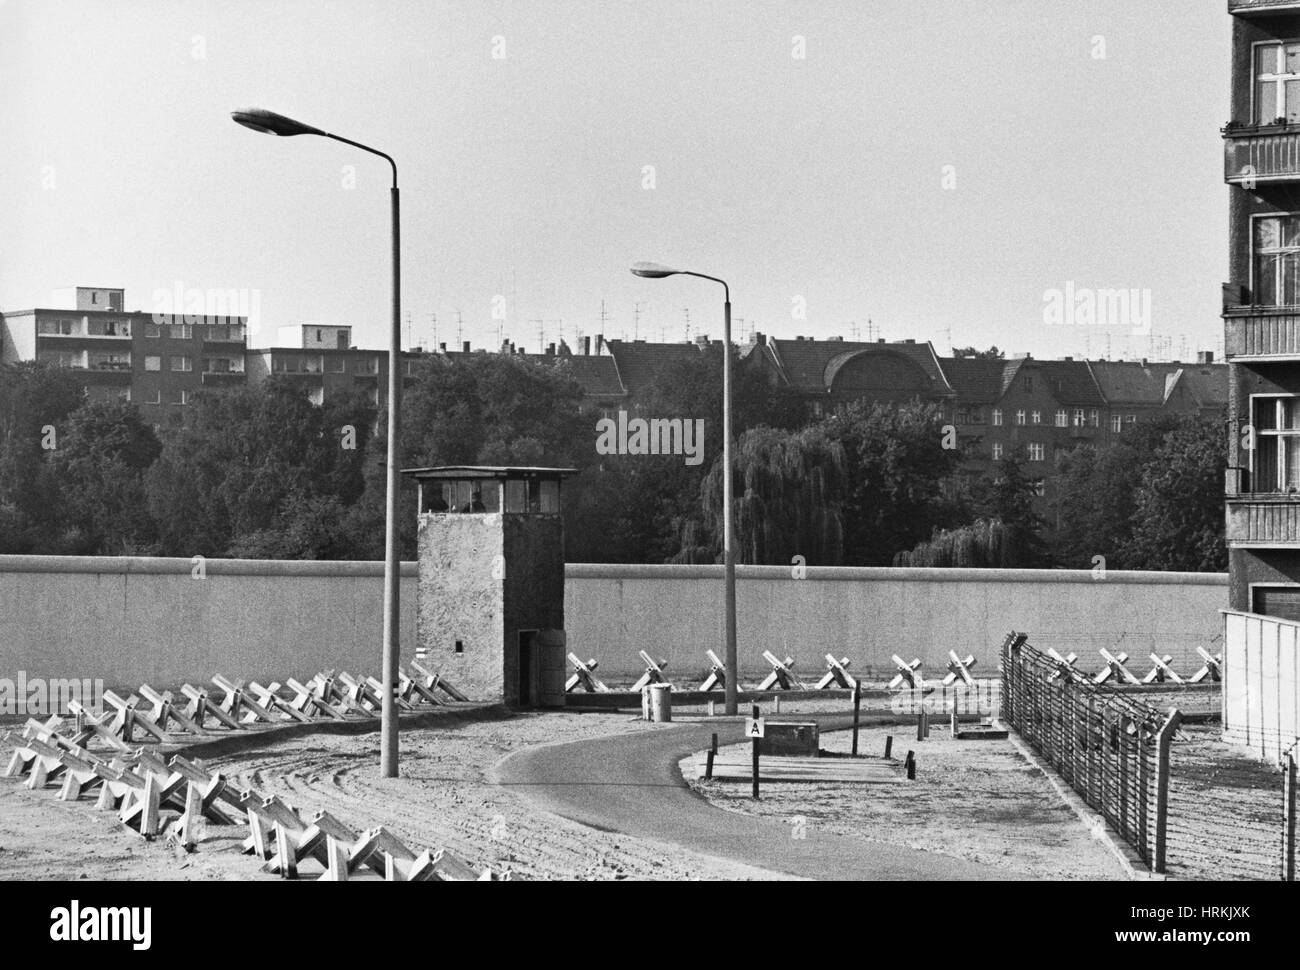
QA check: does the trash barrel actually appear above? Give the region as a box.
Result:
[648,683,673,722]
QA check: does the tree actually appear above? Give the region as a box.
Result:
[970,447,1049,566]
[1122,416,1227,571]
[952,346,1005,359]
[828,401,967,565]
[146,379,376,558]
[345,353,590,560]
[0,362,87,553]
[688,400,964,566]
[893,519,1013,567]
[48,400,161,555]
[697,424,848,565]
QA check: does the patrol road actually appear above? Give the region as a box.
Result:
[491,711,1016,880]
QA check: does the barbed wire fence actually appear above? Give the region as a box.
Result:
[1000,632,1296,880]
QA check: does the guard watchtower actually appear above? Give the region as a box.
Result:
[402,465,575,707]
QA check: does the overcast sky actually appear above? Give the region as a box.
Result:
[0,0,1228,361]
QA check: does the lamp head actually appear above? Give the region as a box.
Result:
[230,108,325,137]
[630,261,681,279]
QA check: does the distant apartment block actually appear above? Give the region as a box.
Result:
[0,286,248,417]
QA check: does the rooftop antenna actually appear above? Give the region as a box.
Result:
[599,299,610,337]
[633,301,644,340]
[683,307,691,342]
[456,309,464,347]
[405,310,412,352]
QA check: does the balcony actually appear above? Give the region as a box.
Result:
[1224,124,1300,184]
[1223,306,1300,359]
[1229,0,1300,15]
[201,370,245,385]
[1225,494,1300,545]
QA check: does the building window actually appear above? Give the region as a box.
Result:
[1125,414,1137,428]
[144,355,161,372]
[992,443,1003,461]
[143,388,161,405]
[1111,414,1123,433]
[1253,214,1300,306]
[1033,479,1046,497]
[1253,42,1300,126]
[170,355,192,372]
[308,387,324,406]
[1073,408,1085,427]
[169,324,193,339]
[1089,409,1099,428]
[170,389,189,405]
[1015,409,1025,426]
[145,323,161,338]
[1025,376,1034,392]
[355,358,379,376]
[1054,409,1068,428]
[1031,410,1041,425]
[1253,396,1300,492]
[329,357,346,373]
[991,408,1003,427]
[1028,443,1045,462]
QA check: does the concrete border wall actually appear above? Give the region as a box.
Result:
[0,556,1227,689]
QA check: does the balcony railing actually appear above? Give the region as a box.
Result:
[1223,306,1300,358]
[1226,494,1300,545]
[1224,125,1300,184]
[1229,0,1300,15]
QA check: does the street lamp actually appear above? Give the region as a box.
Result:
[630,262,738,716]
[232,107,403,777]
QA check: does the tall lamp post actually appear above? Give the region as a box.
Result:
[630,262,737,715]
[232,107,402,777]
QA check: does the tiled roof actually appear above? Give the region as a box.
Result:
[1087,361,1182,406]
[550,355,626,398]
[940,357,1008,404]
[1166,365,1228,408]
[604,339,707,396]
[1037,359,1106,406]
[768,338,952,395]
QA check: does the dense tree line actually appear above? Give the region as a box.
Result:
[0,357,1227,570]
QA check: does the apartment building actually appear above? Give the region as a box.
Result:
[1222,0,1300,618]
[0,286,248,420]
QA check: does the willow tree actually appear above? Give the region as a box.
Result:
[695,425,848,566]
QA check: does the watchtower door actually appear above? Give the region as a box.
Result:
[517,630,536,707]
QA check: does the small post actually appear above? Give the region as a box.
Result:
[705,747,715,780]
[711,732,718,755]
[751,703,761,800]
[774,695,781,714]
[916,710,925,741]
[950,696,958,737]
[708,700,716,717]
[1152,708,1183,875]
[851,680,862,756]
[884,734,893,759]
[905,750,916,780]
[1284,752,1297,883]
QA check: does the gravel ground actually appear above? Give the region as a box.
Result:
[0,707,773,881]
[685,723,1130,880]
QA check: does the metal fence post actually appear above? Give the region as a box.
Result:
[1118,714,1131,844]
[1285,751,1297,883]
[1152,708,1183,875]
